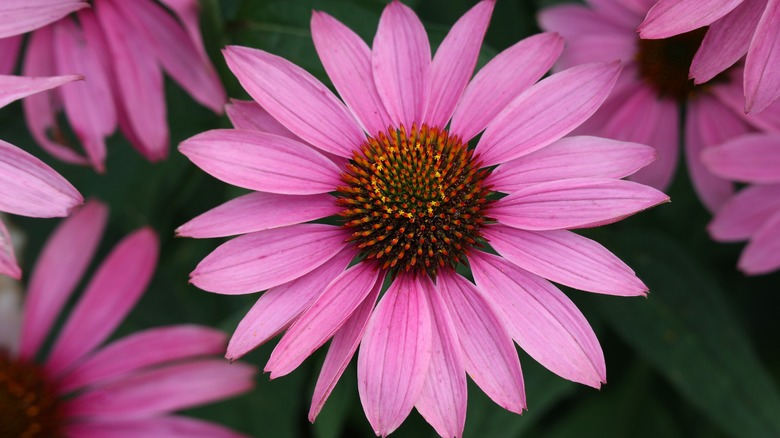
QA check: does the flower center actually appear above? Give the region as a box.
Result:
[636,27,725,101]
[337,124,492,278]
[0,349,63,438]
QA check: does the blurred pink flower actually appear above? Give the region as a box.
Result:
[639,0,780,113]
[539,0,780,213]
[0,0,226,171]
[0,200,256,437]
[703,133,780,275]
[0,0,87,38]
[179,1,668,436]
[1,75,84,279]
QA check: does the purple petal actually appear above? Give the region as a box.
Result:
[470,251,606,387]
[309,276,383,421]
[690,0,765,84]
[0,139,82,218]
[45,228,158,377]
[177,192,339,238]
[311,11,393,136]
[266,262,380,378]
[489,136,657,193]
[372,0,430,129]
[423,0,494,128]
[0,0,87,38]
[744,0,780,113]
[450,32,564,142]
[18,200,106,361]
[740,211,780,275]
[709,184,780,241]
[179,129,341,195]
[701,133,780,184]
[476,62,622,166]
[485,225,648,296]
[190,224,347,295]
[414,277,467,438]
[638,0,744,39]
[358,274,433,436]
[492,178,668,230]
[223,45,365,158]
[226,248,355,361]
[437,271,525,413]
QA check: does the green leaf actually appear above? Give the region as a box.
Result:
[597,229,780,438]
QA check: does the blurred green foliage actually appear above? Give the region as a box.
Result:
[2,0,779,437]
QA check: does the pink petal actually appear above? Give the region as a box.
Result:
[223,45,364,158]
[18,200,106,361]
[311,11,393,136]
[476,62,622,166]
[53,17,115,171]
[0,0,87,38]
[114,0,225,113]
[157,0,210,64]
[492,178,668,230]
[602,84,680,191]
[709,184,780,241]
[64,359,255,420]
[265,262,381,378]
[190,224,347,294]
[701,133,780,183]
[177,192,339,238]
[225,99,302,139]
[371,0,430,129]
[638,0,744,39]
[64,416,247,438]
[0,74,82,109]
[485,225,648,296]
[711,70,780,133]
[437,271,525,414]
[423,0,494,127]
[96,0,168,161]
[744,0,780,113]
[45,228,158,377]
[690,0,765,84]
[225,247,355,361]
[538,4,632,40]
[586,0,646,27]
[489,136,657,193]
[450,32,564,142]
[414,277,467,438]
[179,129,341,195]
[0,36,22,75]
[684,96,747,212]
[740,211,780,275]
[0,139,83,218]
[58,325,227,393]
[470,251,606,387]
[358,274,432,436]
[0,220,20,279]
[309,276,383,421]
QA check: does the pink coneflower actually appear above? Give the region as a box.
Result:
[703,133,780,275]
[0,0,226,171]
[0,200,256,437]
[539,0,780,213]
[1,75,84,279]
[179,1,668,436]
[639,0,780,113]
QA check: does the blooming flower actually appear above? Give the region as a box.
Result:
[639,0,780,113]
[0,0,226,171]
[539,0,780,213]
[703,133,780,275]
[1,75,84,279]
[0,200,256,437]
[179,1,668,436]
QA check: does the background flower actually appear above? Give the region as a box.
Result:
[0,200,256,437]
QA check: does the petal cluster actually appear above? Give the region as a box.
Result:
[0,200,255,437]
[179,1,668,436]
[1,0,225,170]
